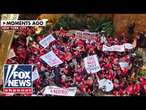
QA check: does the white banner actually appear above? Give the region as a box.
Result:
[75,30,97,39]
[123,43,134,50]
[75,31,82,38]
[102,45,112,51]
[43,86,77,96]
[84,55,101,74]
[112,45,125,52]
[32,68,40,81]
[89,32,97,36]
[82,31,90,38]
[39,34,56,48]
[40,51,63,67]
[102,45,125,52]
[103,43,134,52]
[8,49,16,59]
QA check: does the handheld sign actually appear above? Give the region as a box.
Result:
[32,68,40,81]
[39,34,56,48]
[43,86,77,96]
[119,62,129,69]
[40,51,63,67]
[84,55,101,74]
[98,79,113,92]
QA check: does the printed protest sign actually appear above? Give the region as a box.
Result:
[32,68,40,81]
[43,86,77,96]
[84,55,101,74]
[40,51,63,67]
[8,49,16,59]
[39,34,56,48]
[98,79,113,92]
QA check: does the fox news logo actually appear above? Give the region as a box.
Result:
[3,64,33,94]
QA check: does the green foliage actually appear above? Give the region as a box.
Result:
[30,35,37,41]
[53,15,79,30]
[87,17,99,32]
[135,49,143,58]
[96,19,115,37]
[53,15,115,36]
[136,70,146,79]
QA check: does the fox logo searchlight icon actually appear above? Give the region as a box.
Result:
[3,64,33,94]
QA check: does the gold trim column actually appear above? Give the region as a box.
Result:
[0,14,19,83]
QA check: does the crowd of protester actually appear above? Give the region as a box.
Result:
[3,26,146,96]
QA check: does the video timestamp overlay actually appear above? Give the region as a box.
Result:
[0,20,47,30]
